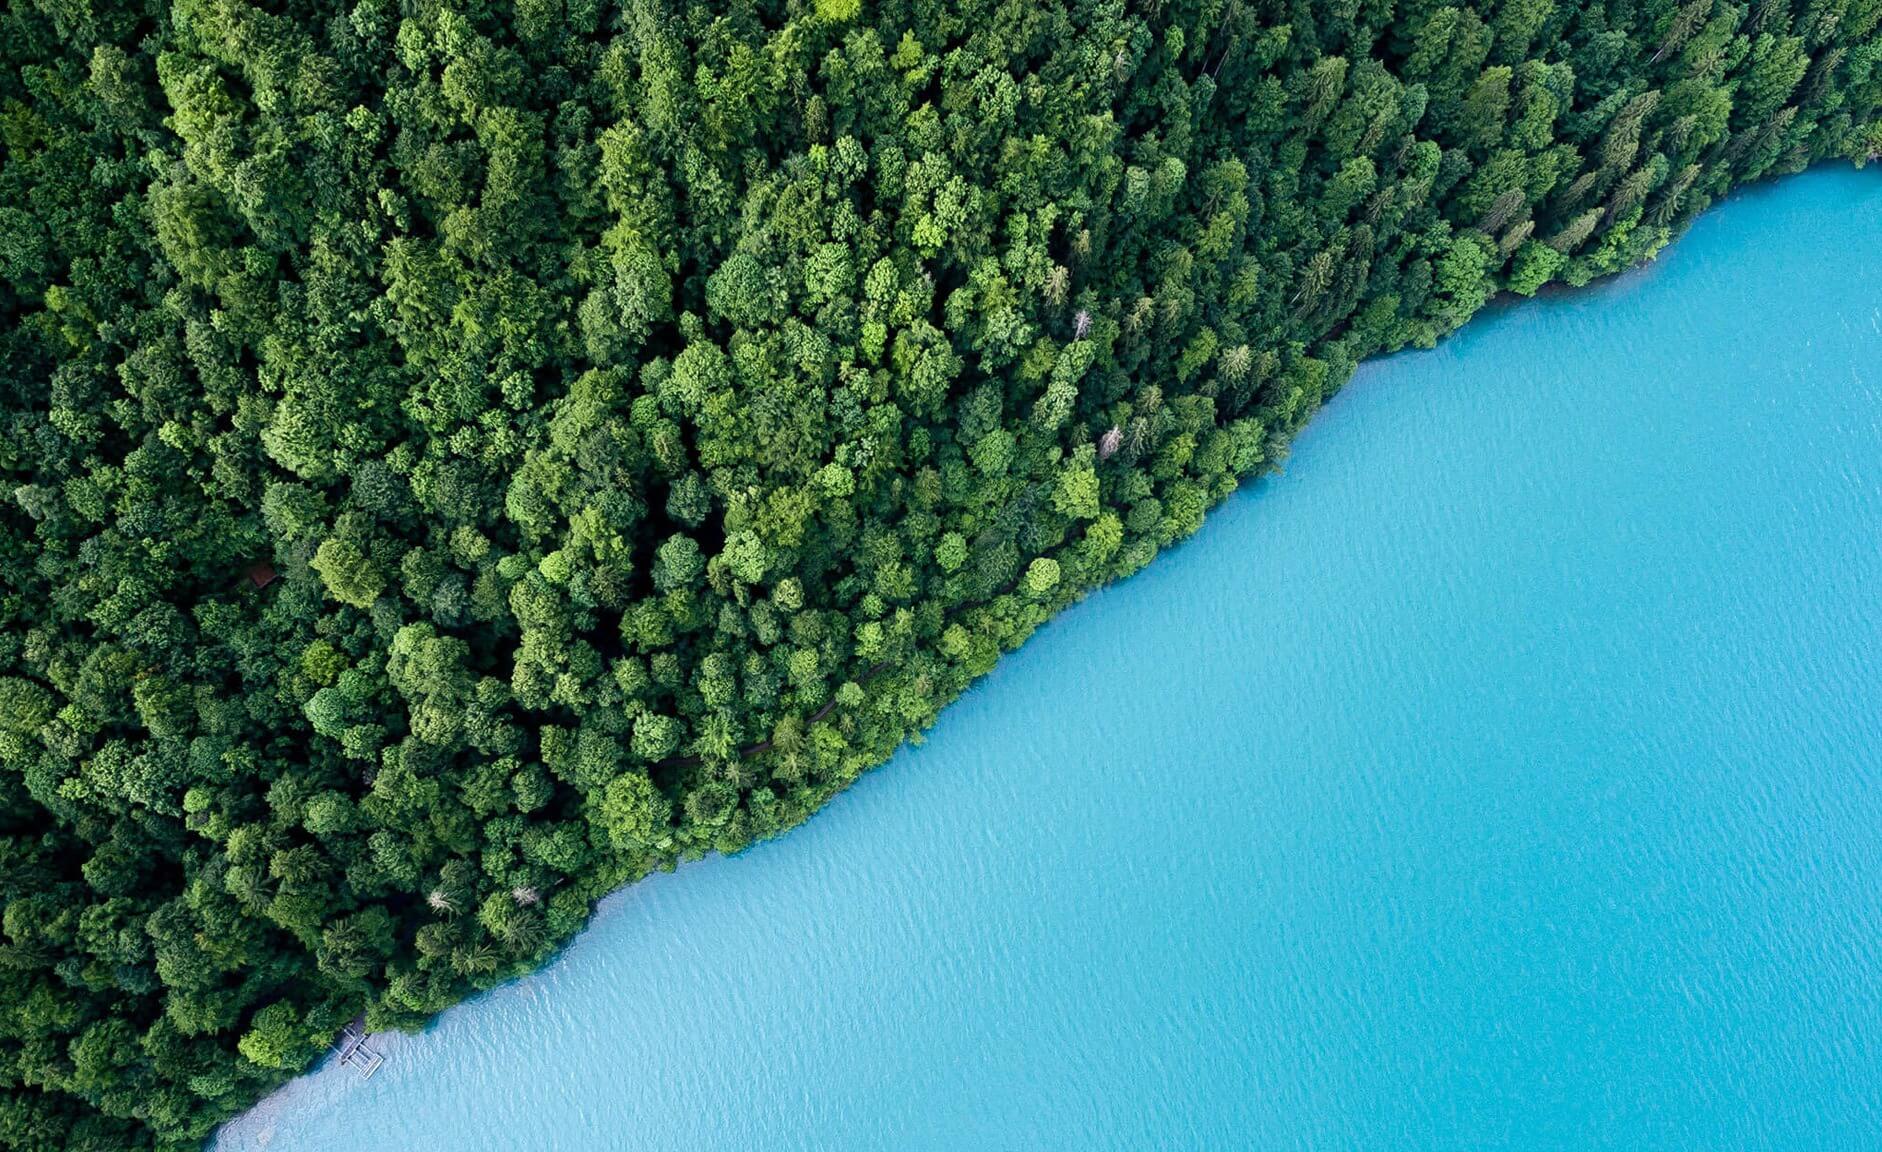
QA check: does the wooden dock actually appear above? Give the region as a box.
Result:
[334,1018,384,1080]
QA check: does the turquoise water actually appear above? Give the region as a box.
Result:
[217,167,1882,1152]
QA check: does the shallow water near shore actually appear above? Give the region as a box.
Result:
[216,166,1882,1152]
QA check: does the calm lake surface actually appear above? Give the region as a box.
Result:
[217,166,1882,1152]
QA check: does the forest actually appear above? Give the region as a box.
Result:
[0,0,1878,1145]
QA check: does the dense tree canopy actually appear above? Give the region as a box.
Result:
[1,0,1878,1144]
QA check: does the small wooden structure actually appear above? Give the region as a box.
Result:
[334,1018,384,1080]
